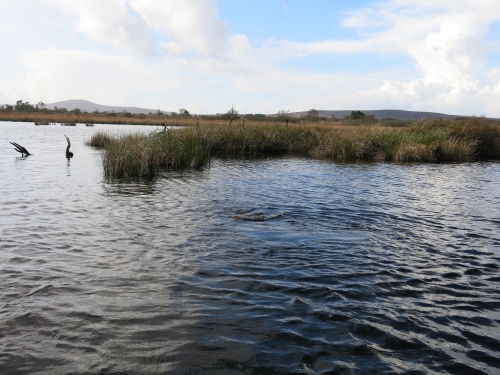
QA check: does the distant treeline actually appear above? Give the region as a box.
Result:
[0,100,377,122]
[2,100,492,128]
[0,100,162,118]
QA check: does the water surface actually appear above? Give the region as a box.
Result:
[1,122,500,374]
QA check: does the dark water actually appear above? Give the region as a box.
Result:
[1,122,500,374]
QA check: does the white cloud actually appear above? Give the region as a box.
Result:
[40,0,228,56]
[129,0,228,56]
[40,0,154,53]
[19,49,187,107]
[42,17,61,28]
[323,0,500,116]
[264,101,277,112]
[3,0,499,115]
[0,91,7,105]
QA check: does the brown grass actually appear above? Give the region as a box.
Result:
[0,111,373,128]
[87,117,500,178]
[0,111,172,126]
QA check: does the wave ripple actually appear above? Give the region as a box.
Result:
[1,123,500,374]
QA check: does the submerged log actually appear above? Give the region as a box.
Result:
[10,142,31,157]
[65,135,74,158]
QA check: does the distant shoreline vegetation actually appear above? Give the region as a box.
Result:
[2,101,489,127]
[0,102,382,126]
[0,100,180,126]
[87,117,500,179]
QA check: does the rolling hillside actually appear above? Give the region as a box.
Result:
[43,100,484,120]
[45,99,169,115]
[289,109,474,120]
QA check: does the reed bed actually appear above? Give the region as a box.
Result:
[1,111,365,128]
[88,130,210,178]
[88,117,500,178]
[0,112,172,126]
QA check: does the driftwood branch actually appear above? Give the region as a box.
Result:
[10,142,31,157]
[65,135,73,158]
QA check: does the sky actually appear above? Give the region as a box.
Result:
[1,0,500,115]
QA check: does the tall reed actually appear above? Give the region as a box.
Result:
[90,130,210,178]
[88,117,500,178]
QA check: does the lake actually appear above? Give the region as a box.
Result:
[1,122,500,374]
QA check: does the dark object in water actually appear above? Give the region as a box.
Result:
[10,142,31,157]
[65,135,74,158]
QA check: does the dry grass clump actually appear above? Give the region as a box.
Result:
[0,111,172,126]
[87,117,500,178]
[92,130,210,178]
[202,123,321,155]
[0,110,386,128]
[86,131,114,148]
[312,126,382,160]
[335,117,498,163]
[415,117,500,159]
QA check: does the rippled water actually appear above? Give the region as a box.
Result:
[1,122,500,374]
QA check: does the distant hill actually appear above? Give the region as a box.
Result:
[42,101,488,120]
[290,110,475,120]
[45,99,169,115]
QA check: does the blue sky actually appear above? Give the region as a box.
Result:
[218,1,369,42]
[1,0,499,116]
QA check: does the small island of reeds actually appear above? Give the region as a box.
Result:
[87,117,500,179]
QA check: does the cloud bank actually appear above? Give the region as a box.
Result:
[2,0,499,115]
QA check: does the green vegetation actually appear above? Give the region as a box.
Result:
[87,117,500,179]
[220,106,240,126]
[88,130,209,178]
[340,111,377,124]
[3,100,47,112]
[275,110,294,126]
[350,110,366,119]
[178,108,191,117]
[304,109,320,122]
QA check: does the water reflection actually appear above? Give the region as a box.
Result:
[0,122,499,374]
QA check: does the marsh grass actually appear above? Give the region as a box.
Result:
[88,117,500,178]
[90,130,210,178]
[0,110,401,128]
[86,131,113,148]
